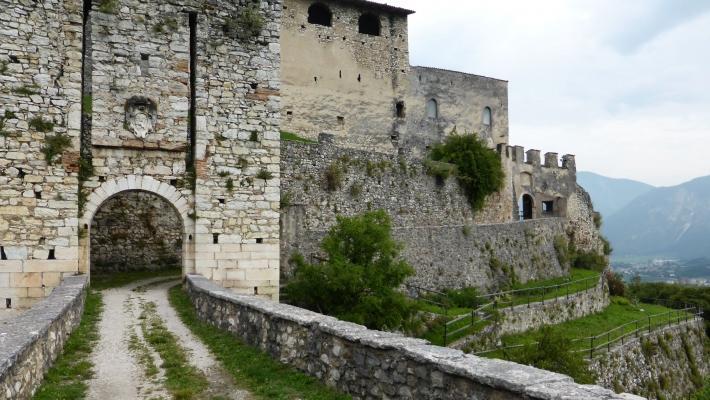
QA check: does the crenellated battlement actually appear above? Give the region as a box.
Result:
[500,144,576,171]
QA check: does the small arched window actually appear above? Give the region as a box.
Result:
[482,106,492,126]
[308,3,332,27]
[426,99,438,119]
[358,13,381,36]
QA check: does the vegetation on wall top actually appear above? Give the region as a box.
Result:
[42,133,72,164]
[223,3,264,41]
[427,133,504,211]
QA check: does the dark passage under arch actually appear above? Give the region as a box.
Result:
[90,190,182,274]
[359,13,381,36]
[521,194,534,220]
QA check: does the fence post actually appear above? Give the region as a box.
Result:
[668,311,671,328]
[590,336,594,359]
[648,316,651,334]
[635,320,639,338]
[607,332,610,352]
[566,283,569,299]
[444,321,447,346]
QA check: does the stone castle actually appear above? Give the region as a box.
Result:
[0,0,603,308]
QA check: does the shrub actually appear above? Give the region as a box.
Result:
[0,110,16,137]
[0,61,7,75]
[324,162,343,191]
[13,85,38,96]
[507,326,594,384]
[593,212,602,229]
[42,133,72,163]
[225,178,234,192]
[427,134,504,210]
[601,236,613,256]
[152,17,178,34]
[256,168,273,180]
[285,210,415,330]
[223,4,264,41]
[572,247,607,271]
[605,270,626,297]
[349,182,362,197]
[98,0,118,14]
[280,191,292,208]
[29,117,55,133]
[553,235,570,266]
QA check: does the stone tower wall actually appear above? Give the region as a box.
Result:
[1,0,282,307]
[280,0,411,151]
[0,0,84,308]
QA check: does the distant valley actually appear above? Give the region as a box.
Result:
[579,172,710,283]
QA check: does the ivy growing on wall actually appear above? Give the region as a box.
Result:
[426,133,504,211]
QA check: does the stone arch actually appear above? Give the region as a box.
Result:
[79,175,194,275]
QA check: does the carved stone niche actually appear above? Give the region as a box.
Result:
[124,96,157,139]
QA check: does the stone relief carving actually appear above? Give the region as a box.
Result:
[124,96,157,138]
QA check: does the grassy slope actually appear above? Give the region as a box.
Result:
[493,297,686,352]
[416,269,601,346]
[33,291,103,400]
[168,285,351,400]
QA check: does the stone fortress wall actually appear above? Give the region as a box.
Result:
[1,0,283,307]
[281,136,597,291]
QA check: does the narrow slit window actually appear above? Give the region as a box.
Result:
[426,99,438,119]
[482,106,492,126]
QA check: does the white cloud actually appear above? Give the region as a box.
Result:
[376,0,710,186]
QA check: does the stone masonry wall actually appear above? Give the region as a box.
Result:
[90,191,182,273]
[185,274,642,400]
[591,319,708,400]
[457,275,610,352]
[281,139,577,291]
[404,67,509,150]
[0,0,84,308]
[281,0,411,152]
[0,275,87,400]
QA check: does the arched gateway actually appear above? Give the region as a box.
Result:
[78,176,195,277]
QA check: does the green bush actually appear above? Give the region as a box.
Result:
[427,134,504,210]
[285,210,415,330]
[506,326,593,384]
[553,235,570,266]
[29,117,54,133]
[256,168,273,180]
[223,4,264,41]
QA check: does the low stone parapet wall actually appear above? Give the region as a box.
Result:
[185,274,643,400]
[0,275,88,400]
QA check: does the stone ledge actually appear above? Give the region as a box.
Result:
[0,275,88,399]
[186,274,645,400]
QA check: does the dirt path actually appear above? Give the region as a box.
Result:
[87,277,252,400]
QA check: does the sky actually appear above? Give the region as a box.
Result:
[376,0,710,187]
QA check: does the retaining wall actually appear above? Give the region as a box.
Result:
[185,274,643,400]
[591,319,709,400]
[0,275,88,400]
[456,274,610,351]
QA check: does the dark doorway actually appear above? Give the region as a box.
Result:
[308,3,332,27]
[521,194,533,220]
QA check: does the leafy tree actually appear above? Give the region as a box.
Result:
[428,133,504,211]
[285,210,415,330]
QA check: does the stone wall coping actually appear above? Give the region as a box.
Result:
[0,275,88,378]
[186,274,645,399]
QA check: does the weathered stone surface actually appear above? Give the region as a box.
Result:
[0,275,87,400]
[185,274,642,400]
[591,320,709,400]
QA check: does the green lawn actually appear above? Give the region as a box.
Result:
[168,285,351,400]
[484,297,692,356]
[90,267,181,290]
[280,131,317,144]
[33,291,103,400]
[502,268,601,307]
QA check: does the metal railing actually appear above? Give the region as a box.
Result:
[473,304,703,359]
[407,272,604,346]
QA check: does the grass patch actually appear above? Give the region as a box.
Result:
[33,290,103,400]
[90,267,181,290]
[169,285,351,400]
[280,131,316,144]
[140,301,208,398]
